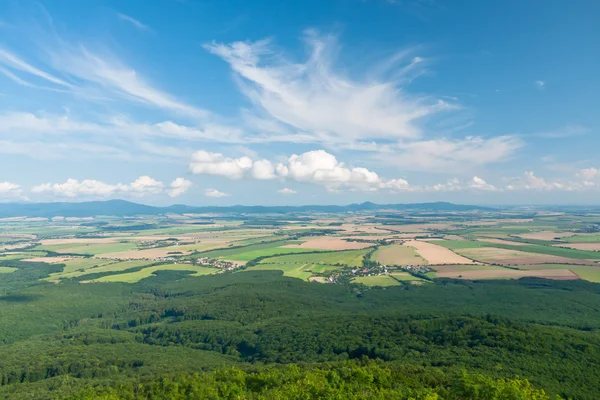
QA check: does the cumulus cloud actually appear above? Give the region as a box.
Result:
[31,176,166,198]
[205,31,453,145]
[278,187,297,195]
[534,80,546,89]
[470,176,497,191]
[128,176,164,195]
[577,168,599,181]
[504,169,600,192]
[189,148,415,192]
[205,188,230,198]
[0,182,23,198]
[189,150,253,179]
[32,179,125,198]
[168,178,192,198]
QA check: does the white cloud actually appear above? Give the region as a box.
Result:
[0,182,23,198]
[577,168,599,181]
[117,13,150,31]
[534,80,546,89]
[205,188,230,198]
[31,176,165,198]
[189,150,253,179]
[128,176,164,195]
[168,178,192,197]
[383,136,522,172]
[205,31,453,145]
[505,171,575,191]
[32,179,124,198]
[189,148,414,192]
[278,187,297,195]
[470,176,497,191]
[251,159,276,180]
[0,48,72,88]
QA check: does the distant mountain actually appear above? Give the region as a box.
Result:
[0,200,494,218]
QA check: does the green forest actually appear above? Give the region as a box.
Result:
[0,258,600,399]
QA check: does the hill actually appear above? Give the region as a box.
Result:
[0,200,494,218]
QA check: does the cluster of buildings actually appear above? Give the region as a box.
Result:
[195,257,239,271]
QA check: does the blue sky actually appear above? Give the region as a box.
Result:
[0,0,598,205]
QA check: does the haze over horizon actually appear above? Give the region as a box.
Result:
[1,0,598,206]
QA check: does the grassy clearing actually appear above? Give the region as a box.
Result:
[305,264,344,274]
[0,267,17,273]
[92,265,217,283]
[244,263,314,280]
[373,244,426,265]
[352,275,401,287]
[431,264,508,272]
[261,249,370,267]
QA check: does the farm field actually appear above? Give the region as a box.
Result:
[554,243,600,251]
[92,264,218,283]
[261,249,370,268]
[281,237,374,250]
[372,244,426,266]
[46,260,156,282]
[244,263,315,280]
[454,247,592,266]
[435,268,579,280]
[34,241,138,255]
[352,275,401,286]
[403,240,475,265]
[564,234,600,243]
[0,266,17,273]
[388,271,423,281]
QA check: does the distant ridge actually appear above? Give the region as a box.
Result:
[0,199,494,218]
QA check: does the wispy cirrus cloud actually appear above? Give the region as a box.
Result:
[117,13,151,32]
[205,30,454,146]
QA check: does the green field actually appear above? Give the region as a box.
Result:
[261,248,369,267]
[0,251,47,260]
[352,275,401,286]
[46,260,156,282]
[565,235,600,243]
[0,266,17,273]
[567,266,600,282]
[197,240,325,262]
[93,264,218,283]
[389,271,422,281]
[34,241,138,255]
[245,263,314,280]
[372,244,426,265]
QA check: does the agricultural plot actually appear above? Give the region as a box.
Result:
[435,268,579,280]
[0,267,17,273]
[46,260,156,282]
[35,241,138,255]
[403,240,475,265]
[352,275,401,287]
[564,235,600,243]
[431,264,508,273]
[389,271,423,281]
[372,244,426,266]
[92,265,217,283]
[454,247,593,266]
[261,249,370,268]
[244,263,314,280]
[198,240,333,263]
[282,237,374,250]
[555,243,600,251]
[517,231,575,241]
